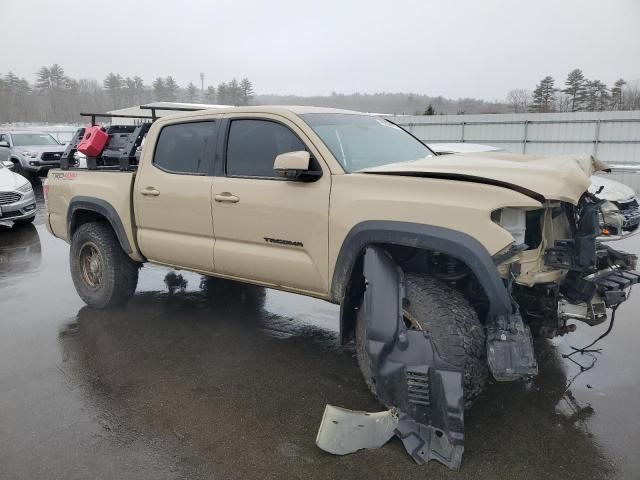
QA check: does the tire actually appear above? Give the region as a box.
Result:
[356,273,488,405]
[70,221,139,308]
[12,161,28,178]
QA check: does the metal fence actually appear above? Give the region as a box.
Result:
[387,111,640,161]
[386,110,640,192]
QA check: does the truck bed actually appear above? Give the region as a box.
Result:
[46,169,143,261]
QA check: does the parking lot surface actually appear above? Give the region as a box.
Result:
[1,185,639,479]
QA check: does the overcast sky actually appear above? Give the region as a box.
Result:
[2,0,639,100]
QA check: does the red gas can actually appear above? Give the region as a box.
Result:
[77,126,109,157]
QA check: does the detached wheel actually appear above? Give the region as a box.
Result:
[356,273,488,405]
[70,222,139,308]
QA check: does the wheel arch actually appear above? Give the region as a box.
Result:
[332,221,514,343]
[68,196,133,255]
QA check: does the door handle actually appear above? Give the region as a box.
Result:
[141,187,160,197]
[214,192,240,203]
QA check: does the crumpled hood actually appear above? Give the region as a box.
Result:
[0,166,29,189]
[358,152,607,204]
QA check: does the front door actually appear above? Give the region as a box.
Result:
[135,119,219,272]
[212,115,331,295]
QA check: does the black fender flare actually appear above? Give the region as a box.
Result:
[332,221,513,342]
[67,196,133,254]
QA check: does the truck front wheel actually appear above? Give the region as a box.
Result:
[70,222,139,308]
[355,273,488,405]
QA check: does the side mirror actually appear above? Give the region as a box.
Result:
[274,150,322,181]
[274,150,310,173]
[0,141,9,148]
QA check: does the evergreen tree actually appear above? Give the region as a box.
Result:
[562,69,587,112]
[583,80,609,111]
[227,78,242,105]
[103,73,124,107]
[530,76,557,113]
[34,64,76,121]
[217,82,229,104]
[424,104,435,115]
[164,76,179,101]
[203,85,216,103]
[152,77,166,101]
[239,78,254,105]
[186,82,199,103]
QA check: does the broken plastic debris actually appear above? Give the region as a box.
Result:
[316,405,398,455]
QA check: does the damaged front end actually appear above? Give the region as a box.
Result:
[513,193,639,337]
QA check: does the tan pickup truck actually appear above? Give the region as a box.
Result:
[45,106,638,468]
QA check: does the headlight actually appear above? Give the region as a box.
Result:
[21,151,39,158]
[600,200,619,213]
[17,182,33,193]
[599,201,624,236]
[492,208,527,244]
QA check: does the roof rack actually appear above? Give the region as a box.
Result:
[139,104,209,120]
[80,112,155,126]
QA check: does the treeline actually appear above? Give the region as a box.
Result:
[507,69,640,113]
[2,63,640,124]
[256,92,510,116]
[0,64,255,124]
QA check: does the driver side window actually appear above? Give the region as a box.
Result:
[225,119,307,178]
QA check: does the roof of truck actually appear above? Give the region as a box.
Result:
[157,105,363,122]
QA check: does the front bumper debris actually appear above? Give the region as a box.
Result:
[316,405,398,455]
[486,313,538,382]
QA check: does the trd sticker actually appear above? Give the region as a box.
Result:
[264,237,304,247]
[51,172,78,180]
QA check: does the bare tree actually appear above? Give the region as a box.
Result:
[610,79,626,110]
[506,89,532,113]
[622,80,640,111]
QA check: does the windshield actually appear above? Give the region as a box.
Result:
[300,113,433,172]
[11,133,59,147]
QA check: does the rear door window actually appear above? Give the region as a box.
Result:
[153,121,218,175]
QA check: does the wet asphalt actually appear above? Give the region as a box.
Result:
[1,182,639,480]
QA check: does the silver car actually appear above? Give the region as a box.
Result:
[0,131,66,176]
[0,161,36,225]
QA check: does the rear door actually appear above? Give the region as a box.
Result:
[211,114,331,295]
[134,119,219,272]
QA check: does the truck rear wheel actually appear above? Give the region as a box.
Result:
[70,222,139,308]
[355,273,488,405]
